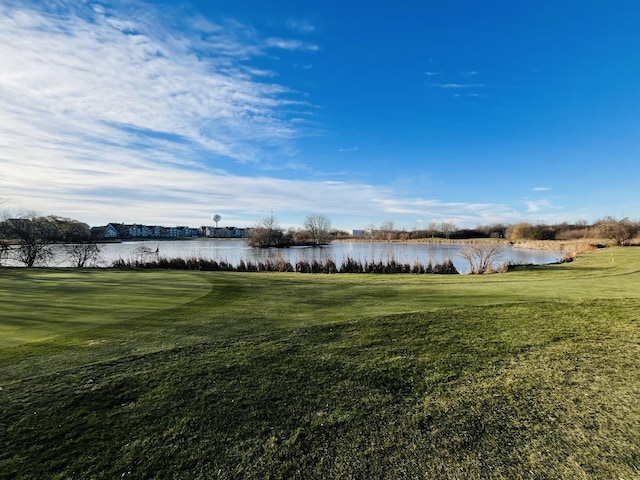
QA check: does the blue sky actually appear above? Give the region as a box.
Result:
[1,0,639,230]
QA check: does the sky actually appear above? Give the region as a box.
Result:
[1,0,639,231]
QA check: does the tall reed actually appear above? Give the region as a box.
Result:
[110,254,459,274]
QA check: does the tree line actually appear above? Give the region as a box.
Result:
[363,217,640,246]
[1,211,638,268]
[247,213,335,247]
[0,214,100,267]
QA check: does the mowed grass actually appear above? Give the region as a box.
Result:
[1,247,639,479]
[0,270,212,348]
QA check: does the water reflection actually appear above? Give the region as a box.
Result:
[84,239,562,274]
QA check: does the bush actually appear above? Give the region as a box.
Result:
[433,259,458,274]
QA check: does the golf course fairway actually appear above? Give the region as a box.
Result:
[1,247,639,479]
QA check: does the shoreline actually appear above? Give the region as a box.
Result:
[337,237,619,253]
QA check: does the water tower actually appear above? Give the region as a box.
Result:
[212,214,222,228]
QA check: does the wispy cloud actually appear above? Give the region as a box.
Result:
[0,1,310,165]
[286,19,316,33]
[265,38,319,51]
[338,147,358,152]
[376,198,520,225]
[429,83,486,89]
[424,71,442,76]
[0,0,321,221]
[532,186,551,192]
[525,199,556,212]
[454,93,486,98]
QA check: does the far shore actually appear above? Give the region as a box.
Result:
[94,236,619,253]
[336,237,616,253]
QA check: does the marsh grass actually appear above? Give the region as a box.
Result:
[1,247,640,478]
[110,254,459,275]
[512,239,608,252]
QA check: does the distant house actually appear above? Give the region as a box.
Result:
[165,226,200,237]
[204,226,249,238]
[93,223,202,239]
[104,223,121,238]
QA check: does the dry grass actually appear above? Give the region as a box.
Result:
[511,239,610,252]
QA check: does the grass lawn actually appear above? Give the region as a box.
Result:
[1,247,639,479]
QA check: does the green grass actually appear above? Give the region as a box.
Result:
[0,270,212,348]
[1,247,640,479]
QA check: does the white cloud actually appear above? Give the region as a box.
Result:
[429,83,486,89]
[454,93,485,98]
[532,186,551,191]
[286,19,316,33]
[265,38,319,51]
[377,198,518,222]
[525,199,556,212]
[0,0,307,165]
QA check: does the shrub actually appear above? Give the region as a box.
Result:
[340,257,363,273]
[433,259,458,274]
[296,260,311,273]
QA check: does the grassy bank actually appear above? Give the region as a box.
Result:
[1,247,639,478]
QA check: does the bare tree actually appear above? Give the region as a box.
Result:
[248,212,287,247]
[0,207,8,266]
[0,214,60,267]
[440,222,456,240]
[304,213,333,245]
[459,243,504,274]
[595,216,638,246]
[379,220,396,241]
[59,219,91,242]
[0,239,9,266]
[56,217,102,267]
[132,245,159,264]
[427,221,439,238]
[65,243,102,267]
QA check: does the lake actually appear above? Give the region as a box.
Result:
[73,239,563,273]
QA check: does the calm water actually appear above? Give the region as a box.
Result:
[46,239,562,273]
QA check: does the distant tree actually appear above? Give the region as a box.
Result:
[54,217,102,267]
[483,223,507,239]
[450,228,489,240]
[0,239,9,266]
[0,209,8,266]
[378,220,396,241]
[506,222,535,241]
[595,216,638,246]
[303,213,334,245]
[248,213,287,248]
[555,221,592,240]
[459,243,504,274]
[293,229,313,245]
[58,218,91,242]
[427,222,439,238]
[65,242,102,267]
[132,245,159,264]
[1,214,60,267]
[440,222,456,240]
[506,222,557,241]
